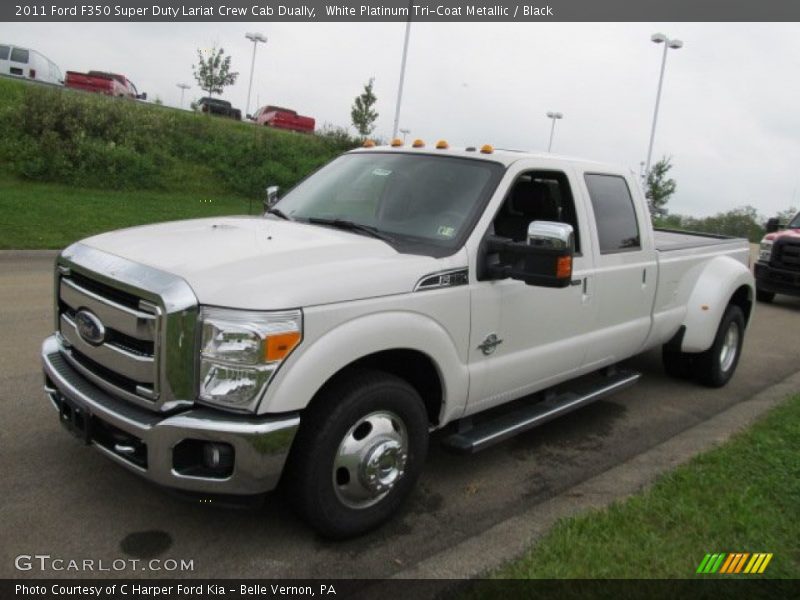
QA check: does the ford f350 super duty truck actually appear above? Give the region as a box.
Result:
[42,143,754,538]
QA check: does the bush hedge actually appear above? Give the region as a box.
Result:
[0,77,359,197]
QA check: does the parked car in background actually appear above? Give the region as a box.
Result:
[65,70,146,99]
[250,105,315,133]
[754,210,800,302]
[0,43,63,85]
[196,96,241,120]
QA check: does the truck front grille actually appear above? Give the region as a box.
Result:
[773,241,800,270]
[58,274,161,406]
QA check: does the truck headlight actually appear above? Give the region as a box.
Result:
[198,307,302,412]
[759,240,773,262]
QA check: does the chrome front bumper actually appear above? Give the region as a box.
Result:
[42,335,299,496]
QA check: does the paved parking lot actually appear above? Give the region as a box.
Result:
[2,252,799,578]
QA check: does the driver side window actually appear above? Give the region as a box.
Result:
[491,170,581,254]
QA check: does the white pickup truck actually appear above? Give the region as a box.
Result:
[42,143,754,538]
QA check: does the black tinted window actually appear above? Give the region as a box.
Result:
[585,174,640,253]
[0,46,9,60]
[10,47,29,63]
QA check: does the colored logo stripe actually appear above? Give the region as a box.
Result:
[697,553,773,574]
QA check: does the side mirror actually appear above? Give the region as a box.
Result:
[264,185,280,212]
[486,221,575,288]
[765,217,781,233]
[246,114,253,120]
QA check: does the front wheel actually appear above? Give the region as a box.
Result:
[693,305,745,388]
[283,369,429,539]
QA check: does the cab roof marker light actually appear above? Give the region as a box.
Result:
[480,144,494,154]
[363,139,376,148]
[436,140,449,149]
[391,138,403,147]
[412,139,425,148]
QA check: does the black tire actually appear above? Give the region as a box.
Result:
[693,305,745,388]
[283,369,429,539]
[756,288,775,303]
[662,347,694,379]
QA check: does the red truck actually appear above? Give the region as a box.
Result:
[65,70,146,100]
[250,105,315,133]
[754,211,800,302]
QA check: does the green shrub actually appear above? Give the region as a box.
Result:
[0,77,358,197]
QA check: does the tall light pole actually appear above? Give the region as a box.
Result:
[645,32,683,177]
[546,111,563,152]
[176,83,190,109]
[245,32,267,117]
[399,128,410,142]
[392,11,412,140]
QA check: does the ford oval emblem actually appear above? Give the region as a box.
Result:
[75,309,106,346]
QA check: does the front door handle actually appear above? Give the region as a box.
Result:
[478,333,503,356]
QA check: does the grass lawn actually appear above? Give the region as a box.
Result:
[0,175,257,249]
[494,394,800,579]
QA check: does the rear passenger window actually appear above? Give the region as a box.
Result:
[584,174,640,254]
[0,46,9,60]
[10,48,29,63]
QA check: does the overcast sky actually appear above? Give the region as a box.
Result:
[4,21,800,218]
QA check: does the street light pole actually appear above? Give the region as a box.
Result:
[644,33,683,177]
[399,128,410,142]
[546,111,563,152]
[176,83,190,109]
[392,12,412,140]
[245,32,268,117]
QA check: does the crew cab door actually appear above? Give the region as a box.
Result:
[578,171,657,367]
[465,164,597,414]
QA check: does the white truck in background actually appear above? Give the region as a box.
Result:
[42,143,754,538]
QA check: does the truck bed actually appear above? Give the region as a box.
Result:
[654,228,746,252]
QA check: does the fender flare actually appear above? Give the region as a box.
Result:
[256,310,468,422]
[680,255,754,353]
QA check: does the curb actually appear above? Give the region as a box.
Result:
[0,250,60,259]
[392,369,800,579]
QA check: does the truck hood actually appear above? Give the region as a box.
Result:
[765,228,800,242]
[81,217,450,309]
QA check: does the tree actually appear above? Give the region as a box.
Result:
[192,46,238,99]
[351,78,379,137]
[646,156,677,217]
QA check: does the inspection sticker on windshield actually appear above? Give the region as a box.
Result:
[437,225,456,238]
[372,168,392,177]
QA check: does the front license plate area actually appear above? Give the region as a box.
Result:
[59,395,92,444]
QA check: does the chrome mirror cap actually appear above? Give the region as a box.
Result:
[264,185,280,213]
[527,221,575,251]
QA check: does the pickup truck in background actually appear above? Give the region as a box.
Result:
[754,210,800,302]
[65,70,146,99]
[42,143,754,538]
[250,104,315,133]
[197,96,241,120]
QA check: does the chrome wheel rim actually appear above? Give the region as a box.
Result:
[333,410,408,509]
[719,322,740,373]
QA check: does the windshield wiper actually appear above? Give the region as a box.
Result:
[266,207,291,220]
[306,218,394,243]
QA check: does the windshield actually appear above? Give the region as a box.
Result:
[274,152,504,256]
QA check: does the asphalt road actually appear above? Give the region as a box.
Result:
[2,252,799,579]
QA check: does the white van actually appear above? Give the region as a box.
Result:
[0,44,63,85]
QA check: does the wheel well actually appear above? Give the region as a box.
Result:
[315,349,444,426]
[729,285,753,324]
